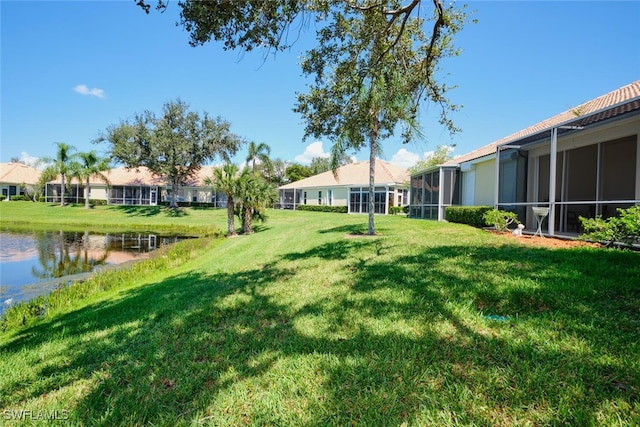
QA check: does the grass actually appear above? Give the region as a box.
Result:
[0,202,223,236]
[1,202,639,426]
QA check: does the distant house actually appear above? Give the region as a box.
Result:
[0,162,41,200]
[410,80,640,236]
[45,166,228,206]
[278,159,409,214]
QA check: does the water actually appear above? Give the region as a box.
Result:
[0,230,185,313]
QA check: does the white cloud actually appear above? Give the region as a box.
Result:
[390,148,420,169]
[20,152,40,167]
[294,141,330,164]
[73,84,106,98]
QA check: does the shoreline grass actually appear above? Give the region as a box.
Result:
[0,202,638,425]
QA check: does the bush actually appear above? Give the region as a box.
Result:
[0,195,5,201]
[6,195,30,201]
[389,206,407,215]
[159,201,217,208]
[483,209,521,232]
[445,206,493,228]
[297,205,348,213]
[580,205,640,248]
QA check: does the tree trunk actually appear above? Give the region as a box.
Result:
[85,179,91,209]
[226,196,236,236]
[367,120,380,235]
[243,207,253,234]
[60,174,65,206]
[170,178,179,209]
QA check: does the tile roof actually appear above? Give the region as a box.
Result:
[53,166,219,187]
[279,159,409,190]
[0,163,41,185]
[441,80,640,167]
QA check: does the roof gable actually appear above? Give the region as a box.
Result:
[280,159,408,189]
[0,163,41,184]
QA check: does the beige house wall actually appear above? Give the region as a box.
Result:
[473,159,496,206]
[296,187,342,206]
[90,187,108,201]
[331,187,349,206]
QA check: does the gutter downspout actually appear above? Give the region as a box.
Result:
[438,168,445,220]
[494,147,500,209]
[549,127,558,237]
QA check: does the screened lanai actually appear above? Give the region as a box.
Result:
[495,100,640,236]
[409,81,640,237]
[410,166,460,220]
[108,185,158,205]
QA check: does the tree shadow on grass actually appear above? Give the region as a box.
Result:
[1,240,638,425]
[317,223,370,235]
[108,205,189,218]
[110,205,164,217]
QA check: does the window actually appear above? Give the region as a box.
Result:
[318,191,322,205]
[328,190,333,206]
[303,191,307,204]
[349,187,388,214]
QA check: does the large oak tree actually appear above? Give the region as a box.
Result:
[137,1,469,231]
[96,99,243,208]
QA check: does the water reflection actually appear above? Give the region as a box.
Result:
[0,230,185,310]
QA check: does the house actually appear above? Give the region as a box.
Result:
[410,80,640,236]
[278,159,409,214]
[0,162,41,200]
[45,166,228,206]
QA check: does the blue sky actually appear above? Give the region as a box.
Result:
[1,1,639,169]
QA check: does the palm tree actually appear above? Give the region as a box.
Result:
[236,170,277,234]
[245,141,271,172]
[70,151,111,208]
[40,142,77,206]
[205,163,240,236]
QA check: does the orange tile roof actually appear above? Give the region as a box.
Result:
[279,159,409,189]
[441,80,640,167]
[54,165,220,187]
[0,163,41,185]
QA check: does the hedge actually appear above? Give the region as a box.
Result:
[389,206,409,215]
[297,205,348,213]
[445,206,493,228]
[4,195,30,202]
[159,201,221,208]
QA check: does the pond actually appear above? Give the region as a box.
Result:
[0,230,187,315]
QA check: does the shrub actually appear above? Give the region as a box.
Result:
[483,209,521,232]
[297,205,348,213]
[159,201,217,208]
[580,205,640,248]
[389,206,407,215]
[445,206,493,228]
[6,195,30,201]
[0,195,5,201]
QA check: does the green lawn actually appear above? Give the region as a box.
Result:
[0,202,638,426]
[0,202,224,236]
